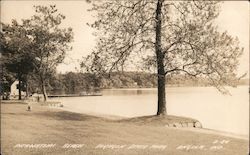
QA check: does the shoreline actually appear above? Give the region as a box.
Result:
[62,108,249,140]
[101,84,249,90]
[1,102,248,155]
[1,100,248,140]
[48,102,249,140]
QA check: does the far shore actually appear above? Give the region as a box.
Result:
[45,84,249,94]
[1,102,249,155]
[97,84,250,89]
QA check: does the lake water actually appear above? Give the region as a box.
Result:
[50,86,249,136]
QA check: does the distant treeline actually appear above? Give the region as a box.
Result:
[45,72,157,94]
[36,72,248,94]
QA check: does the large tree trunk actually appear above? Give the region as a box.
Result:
[41,79,47,102]
[18,80,22,100]
[25,82,29,98]
[155,0,166,115]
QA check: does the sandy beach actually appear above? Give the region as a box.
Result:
[1,102,248,155]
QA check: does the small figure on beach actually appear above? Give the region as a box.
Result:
[27,105,32,111]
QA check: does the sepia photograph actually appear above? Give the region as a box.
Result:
[0,0,249,155]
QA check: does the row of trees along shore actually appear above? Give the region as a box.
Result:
[2,68,248,98]
[40,72,248,95]
[1,1,245,116]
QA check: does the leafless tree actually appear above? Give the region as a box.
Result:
[82,0,244,115]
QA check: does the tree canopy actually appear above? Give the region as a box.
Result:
[82,0,244,115]
[1,5,73,101]
[25,5,73,101]
[1,20,36,99]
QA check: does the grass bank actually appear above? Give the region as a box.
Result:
[1,103,248,155]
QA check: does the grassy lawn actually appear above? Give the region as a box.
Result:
[1,103,248,155]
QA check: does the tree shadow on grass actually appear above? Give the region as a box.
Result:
[35,110,106,122]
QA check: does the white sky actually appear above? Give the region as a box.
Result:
[1,1,249,76]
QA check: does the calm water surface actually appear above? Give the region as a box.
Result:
[50,86,249,136]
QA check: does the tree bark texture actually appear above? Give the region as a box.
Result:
[155,0,166,115]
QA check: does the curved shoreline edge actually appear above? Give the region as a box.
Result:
[1,100,249,141]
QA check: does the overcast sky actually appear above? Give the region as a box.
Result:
[1,1,249,76]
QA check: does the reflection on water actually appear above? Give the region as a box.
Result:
[50,86,249,136]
